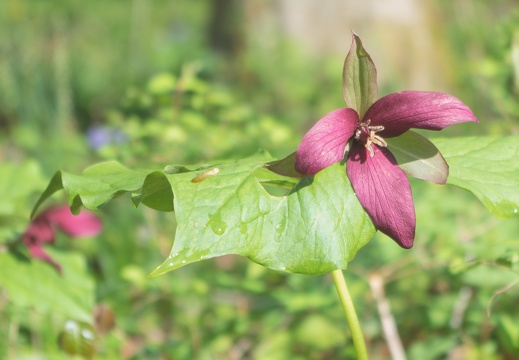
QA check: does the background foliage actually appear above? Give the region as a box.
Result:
[1,0,519,359]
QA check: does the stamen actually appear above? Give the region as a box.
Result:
[354,119,387,157]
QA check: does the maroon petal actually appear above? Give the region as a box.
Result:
[295,108,358,176]
[27,244,62,272]
[364,91,478,138]
[22,218,55,246]
[45,206,102,237]
[347,144,415,248]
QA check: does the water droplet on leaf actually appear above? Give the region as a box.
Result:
[239,223,247,235]
[274,214,287,242]
[208,213,227,235]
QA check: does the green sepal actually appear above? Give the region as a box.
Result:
[342,32,378,118]
[387,130,448,184]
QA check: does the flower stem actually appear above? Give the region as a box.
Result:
[332,269,368,360]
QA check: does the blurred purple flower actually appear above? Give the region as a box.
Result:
[87,125,127,151]
[22,206,102,272]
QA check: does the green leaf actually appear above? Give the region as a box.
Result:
[265,152,302,178]
[31,134,519,276]
[496,314,519,353]
[433,135,519,218]
[342,32,378,118]
[32,161,151,216]
[294,314,345,349]
[147,73,177,95]
[0,249,95,323]
[0,161,47,241]
[0,161,47,217]
[33,156,375,275]
[31,171,64,218]
[151,162,375,276]
[387,130,448,184]
[138,171,174,212]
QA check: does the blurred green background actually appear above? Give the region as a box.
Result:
[1,0,519,359]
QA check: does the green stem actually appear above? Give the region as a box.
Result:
[332,269,368,360]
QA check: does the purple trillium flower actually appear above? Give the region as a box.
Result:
[294,35,478,249]
[23,206,102,272]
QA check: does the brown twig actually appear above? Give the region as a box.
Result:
[369,272,407,360]
[449,286,473,329]
[486,278,519,318]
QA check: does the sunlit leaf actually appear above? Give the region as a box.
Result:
[31,134,519,276]
[152,162,375,275]
[32,161,151,216]
[33,156,375,275]
[433,135,519,218]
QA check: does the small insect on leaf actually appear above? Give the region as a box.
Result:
[191,168,220,183]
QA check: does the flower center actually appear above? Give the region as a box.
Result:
[354,119,387,157]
